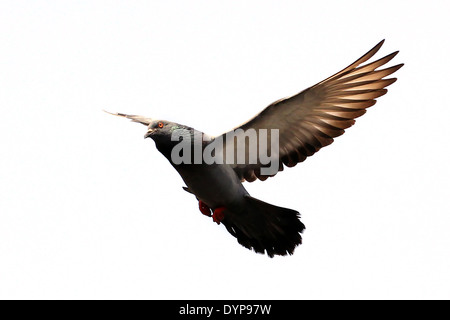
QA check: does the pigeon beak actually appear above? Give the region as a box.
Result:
[144,129,154,139]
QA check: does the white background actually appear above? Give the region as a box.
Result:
[1,0,449,299]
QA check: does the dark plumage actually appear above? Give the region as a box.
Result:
[106,40,402,257]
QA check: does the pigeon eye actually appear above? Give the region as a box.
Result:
[158,122,164,128]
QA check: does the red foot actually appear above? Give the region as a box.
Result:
[199,201,212,217]
[212,207,226,225]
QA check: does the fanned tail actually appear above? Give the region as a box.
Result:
[222,196,305,257]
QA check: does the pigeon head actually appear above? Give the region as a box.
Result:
[144,119,198,157]
[103,110,195,152]
[144,120,190,140]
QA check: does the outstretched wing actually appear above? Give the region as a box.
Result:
[103,110,152,126]
[219,40,403,182]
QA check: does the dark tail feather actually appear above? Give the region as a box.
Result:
[222,196,305,258]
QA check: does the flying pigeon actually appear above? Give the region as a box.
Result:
[106,40,403,257]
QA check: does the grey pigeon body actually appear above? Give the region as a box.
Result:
[106,40,403,257]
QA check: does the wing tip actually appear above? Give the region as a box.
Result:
[103,110,152,125]
[389,63,405,74]
[103,110,128,118]
[377,39,385,47]
[103,109,116,116]
[370,39,385,56]
[385,77,398,87]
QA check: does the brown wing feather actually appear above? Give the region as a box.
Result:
[103,110,152,126]
[220,40,403,182]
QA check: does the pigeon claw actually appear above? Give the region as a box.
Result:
[212,207,226,225]
[199,201,212,217]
